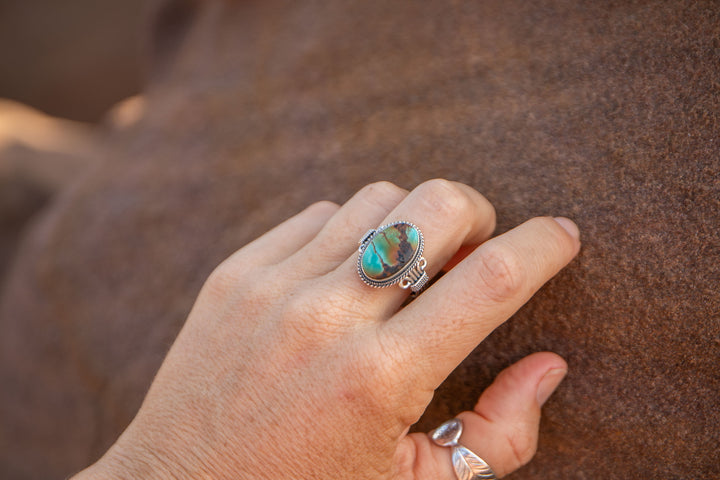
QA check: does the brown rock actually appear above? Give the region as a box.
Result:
[0,1,718,478]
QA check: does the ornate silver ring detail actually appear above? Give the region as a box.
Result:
[430,419,497,480]
[357,221,429,293]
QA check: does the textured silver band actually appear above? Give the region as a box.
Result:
[399,257,428,292]
[429,419,497,480]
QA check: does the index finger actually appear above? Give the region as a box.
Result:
[382,216,580,391]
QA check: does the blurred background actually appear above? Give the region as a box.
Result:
[0,0,195,280]
[0,0,151,122]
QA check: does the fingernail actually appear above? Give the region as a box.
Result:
[553,217,580,240]
[536,368,568,406]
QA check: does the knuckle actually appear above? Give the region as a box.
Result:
[417,178,472,220]
[202,263,278,318]
[473,243,525,302]
[204,260,242,296]
[358,181,407,208]
[504,427,538,468]
[365,180,406,197]
[305,200,340,216]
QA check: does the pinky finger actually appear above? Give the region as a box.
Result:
[222,201,339,268]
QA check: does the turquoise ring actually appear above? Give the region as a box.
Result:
[357,221,429,293]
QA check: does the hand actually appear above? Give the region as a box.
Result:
[73,179,580,479]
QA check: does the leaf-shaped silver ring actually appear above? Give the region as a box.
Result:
[429,419,497,480]
[452,445,497,480]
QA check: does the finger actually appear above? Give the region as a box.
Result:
[386,216,580,390]
[398,352,568,479]
[326,179,496,318]
[282,181,408,277]
[221,200,339,268]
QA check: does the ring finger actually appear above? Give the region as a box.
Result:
[323,179,497,319]
[280,181,409,278]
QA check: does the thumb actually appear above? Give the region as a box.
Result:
[399,352,567,479]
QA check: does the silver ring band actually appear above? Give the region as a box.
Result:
[430,419,497,480]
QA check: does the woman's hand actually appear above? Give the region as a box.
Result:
[73,179,580,479]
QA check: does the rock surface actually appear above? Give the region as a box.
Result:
[0,1,718,479]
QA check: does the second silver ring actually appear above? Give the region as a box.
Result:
[430,418,497,480]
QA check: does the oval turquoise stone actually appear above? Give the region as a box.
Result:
[361,223,420,280]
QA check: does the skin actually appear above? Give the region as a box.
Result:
[72,179,580,479]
